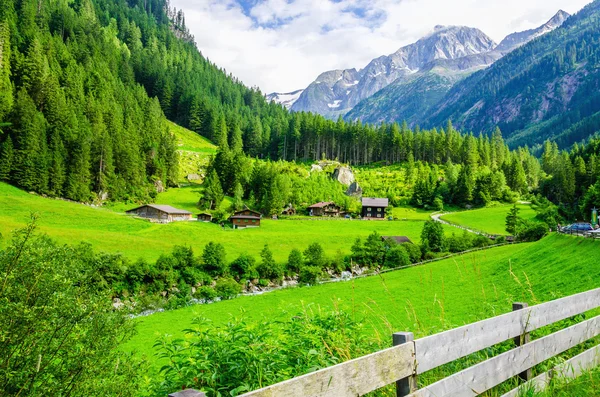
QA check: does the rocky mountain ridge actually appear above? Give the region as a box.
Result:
[277,10,570,121]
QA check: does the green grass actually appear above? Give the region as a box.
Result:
[441,204,537,235]
[0,182,444,263]
[168,120,217,154]
[126,234,600,374]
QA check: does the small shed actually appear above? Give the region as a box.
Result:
[361,197,389,219]
[382,236,413,245]
[308,202,341,217]
[197,213,213,222]
[230,209,261,229]
[126,204,193,223]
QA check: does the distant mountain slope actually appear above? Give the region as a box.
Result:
[420,1,600,149]
[495,10,570,53]
[291,26,497,118]
[345,11,570,126]
[266,90,304,109]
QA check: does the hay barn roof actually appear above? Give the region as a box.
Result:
[362,197,389,207]
[126,204,192,215]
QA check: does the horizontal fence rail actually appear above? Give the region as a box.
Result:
[175,288,600,397]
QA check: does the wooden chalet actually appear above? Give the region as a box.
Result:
[382,236,413,245]
[308,202,341,217]
[230,209,261,228]
[197,212,213,222]
[361,197,389,219]
[126,204,193,223]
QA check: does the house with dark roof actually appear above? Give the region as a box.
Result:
[382,236,413,245]
[197,213,213,222]
[230,209,261,228]
[361,197,389,220]
[126,204,193,223]
[308,202,341,217]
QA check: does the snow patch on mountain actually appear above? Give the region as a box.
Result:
[266,89,304,109]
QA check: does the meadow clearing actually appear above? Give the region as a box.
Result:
[440,203,538,235]
[0,182,449,263]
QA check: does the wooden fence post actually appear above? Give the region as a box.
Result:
[169,389,206,397]
[393,332,417,396]
[513,302,532,382]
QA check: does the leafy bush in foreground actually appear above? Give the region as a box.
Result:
[0,221,145,396]
[153,308,381,396]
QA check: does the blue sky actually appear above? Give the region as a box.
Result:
[174,0,592,93]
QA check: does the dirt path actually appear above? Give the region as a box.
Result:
[431,212,489,236]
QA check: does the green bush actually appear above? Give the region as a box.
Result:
[403,243,422,263]
[214,278,242,300]
[519,221,549,242]
[229,254,257,281]
[298,266,322,285]
[195,286,218,302]
[383,245,411,268]
[0,223,145,396]
[154,310,380,397]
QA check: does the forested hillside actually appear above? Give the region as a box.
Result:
[421,0,600,150]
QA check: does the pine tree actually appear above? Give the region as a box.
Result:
[232,182,244,211]
[201,169,224,210]
[0,22,13,122]
[0,135,13,181]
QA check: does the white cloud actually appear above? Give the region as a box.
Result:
[173,0,593,93]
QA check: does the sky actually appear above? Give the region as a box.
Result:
[172,0,593,94]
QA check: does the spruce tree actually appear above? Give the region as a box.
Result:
[0,136,13,181]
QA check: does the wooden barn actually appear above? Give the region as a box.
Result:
[382,236,413,245]
[197,213,213,222]
[126,204,193,223]
[308,202,341,217]
[361,197,389,219]
[230,209,261,228]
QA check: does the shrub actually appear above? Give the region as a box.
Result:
[403,243,422,263]
[202,242,227,277]
[215,278,242,300]
[433,197,444,211]
[256,244,284,281]
[154,310,380,397]
[519,221,549,242]
[304,242,327,269]
[286,248,303,275]
[421,220,446,253]
[0,222,145,396]
[383,245,411,268]
[195,286,218,302]
[298,266,321,285]
[229,254,256,281]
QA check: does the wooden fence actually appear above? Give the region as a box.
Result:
[170,288,600,397]
[166,288,600,397]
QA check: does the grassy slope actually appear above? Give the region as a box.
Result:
[126,234,600,372]
[167,121,217,182]
[0,182,445,262]
[440,204,537,235]
[168,120,216,154]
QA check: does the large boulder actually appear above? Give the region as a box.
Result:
[333,166,355,186]
[346,181,363,197]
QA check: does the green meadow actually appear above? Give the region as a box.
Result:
[126,234,600,373]
[168,120,217,154]
[0,182,447,262]
[440,203,538,235]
